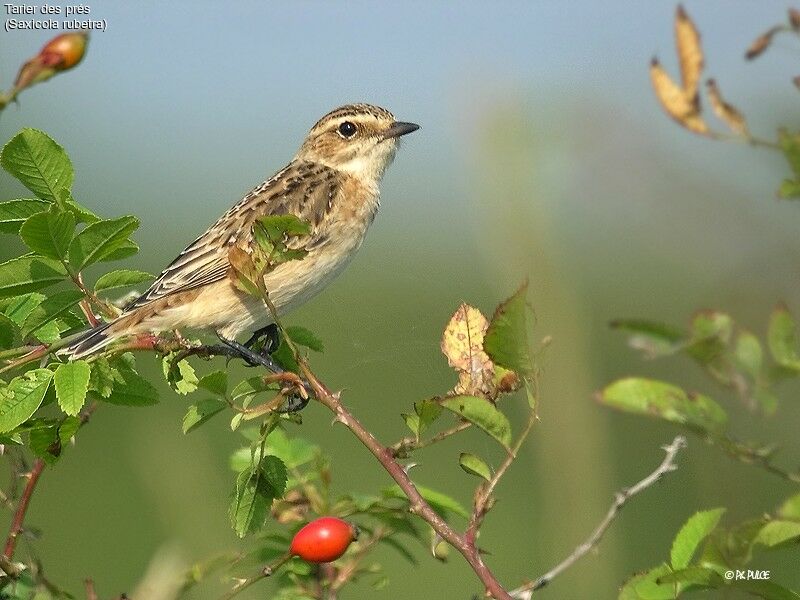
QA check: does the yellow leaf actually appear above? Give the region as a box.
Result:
[675,5,704,101]
[441,303,496,398]
[706,79,748,136]
[650,58,707,134]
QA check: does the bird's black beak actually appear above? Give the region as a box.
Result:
[382,121,420,140]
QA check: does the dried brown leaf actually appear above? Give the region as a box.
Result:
[675,5,704,101]
[793,75,800,90]
[650,58,708,134]
[706,79,748,135]
[745,26,782,60]
[789,8,800,30]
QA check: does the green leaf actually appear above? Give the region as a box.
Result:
[0,199,49,234]
[610,318,684,358]
[19,207,75,260]
[685,311,733,365]
[256,214,311,238]
[0,313,16,349]
[101,238,139,262]
[483,282,531,374]
[68,216,140,271]
[767,304,800,370]
[229,455,287,537]
[401,412,419,436]
[0,369,53,432]
[0,128,74,202]
[731,580,800,600]
[657,567,722,588]
[103,365,158,406]
[735,331,763,379]
[415,399,442,437]
[777,492,800,520]
[53,361,91,417]
[88,357,116,398]
[3,293,44,326]
[618,564,677,600]
[94,269,153,292]
[459,452,491,481]
[183,398,227,434]
[231,376,276,405]
[754,520,800,547]
[197,370,228,396]
[20,289,84,338]
[285,325,324,352]
[265,428,317,469]
[598,378,728,434]
[384,484,469,519]
[670,508,726,569]
[779,129,800,177]
[0,255,67,299]
[162,355,198,395]
[440,395,512,447]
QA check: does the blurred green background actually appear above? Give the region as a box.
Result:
[2,1,800,598]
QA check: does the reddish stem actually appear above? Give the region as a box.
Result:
[299,366,512,600]
[4,458,45,559]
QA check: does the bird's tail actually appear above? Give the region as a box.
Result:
[60,321,116,360]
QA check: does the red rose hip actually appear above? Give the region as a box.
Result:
[290,517,358,563]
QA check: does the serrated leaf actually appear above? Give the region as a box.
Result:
[20,289,84,338]
[401,412,419,436]
[265,428,317,469]
[415,399,442,436]
[459,453,491,481]
[284,325,323,352]
[0,369,53,432]
[94,269,152,292]
[3,292,45,325]
[197,370,227,396]
[183,398,226,434]
[68,216,139,271]
[102,365,158,406]
[440,395,512,447]
[88,356,115,398]
[163,355,198,395]
[229,455,287,537]
[598,378,728,434]
[0,199,49,234]
[768,304,800,370]
[1,128,73,202]
[754,520,800,547]
[101,238,139,262]
[19,207,75,260]
[484,283,531,375]
[670,508,726,569]
[0,255,67,299]
[54,360,90,416]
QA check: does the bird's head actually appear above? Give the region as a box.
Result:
[296,103,419,185]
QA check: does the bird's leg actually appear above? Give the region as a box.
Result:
[217,333,311,412]
[243,324,280,354]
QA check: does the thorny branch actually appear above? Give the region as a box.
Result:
[509,435,688,599]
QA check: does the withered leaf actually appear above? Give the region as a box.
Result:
[706,79,748,135]
[789,8,800,30]
[745,26,781,60]
[675,5,704,101]
[441,303,497,398]
[650,58,708,134]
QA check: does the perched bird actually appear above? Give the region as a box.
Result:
[65,103,419,359]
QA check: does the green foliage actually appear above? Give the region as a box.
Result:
[230,454,288,538]
[459,452,491,481]
[93,269,153,292]
[483,281,532,375]
[0,128,74,202]
[0,369,52,432]
[778,129,800,199]
[670,508,726,570]
[440,395,512,447]
[53,360,90,416]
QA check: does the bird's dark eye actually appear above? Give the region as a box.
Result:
[338,121,357,138]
